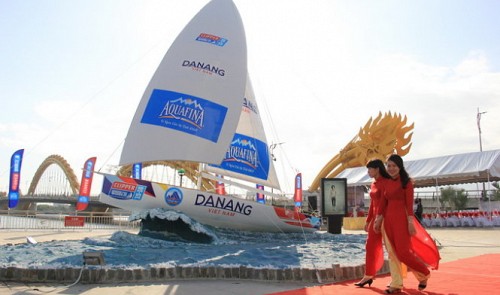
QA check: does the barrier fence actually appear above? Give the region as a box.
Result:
[0,210,140,231]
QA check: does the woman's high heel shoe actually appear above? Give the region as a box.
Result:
[418,279,428,291]
[384,287,402,294]
[354,278,373,287]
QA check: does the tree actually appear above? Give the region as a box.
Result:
[453,189,468,210]
[440,187,468,210]
[491,182,500,201]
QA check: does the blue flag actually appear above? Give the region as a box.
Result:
[9,149,24,209]
[132,163,142,179]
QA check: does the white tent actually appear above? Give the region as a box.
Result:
[335,149,500,188]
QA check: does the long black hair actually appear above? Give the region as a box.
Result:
[387,154,410,188]
[366,159,392,179]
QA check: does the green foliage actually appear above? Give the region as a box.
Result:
[491,182,500,201]
[453,189,468,210]
[36,204,74,213]
[439,187,453,208]
[491,191,500,201]
[440,186,468,210]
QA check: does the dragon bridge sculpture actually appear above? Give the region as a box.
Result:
[308,111,414,192]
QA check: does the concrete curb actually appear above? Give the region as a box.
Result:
[0,261,390,284]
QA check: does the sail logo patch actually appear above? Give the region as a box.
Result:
[142,89,227,143]
[165,187,183,206]
[211,133,270,181]
[108,181,146,200]
[243,97,259,115]
[182,60,225,76]
[196,33,227,47]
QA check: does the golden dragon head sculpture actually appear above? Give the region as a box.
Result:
[308,111,414,191]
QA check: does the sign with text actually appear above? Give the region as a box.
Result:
[64,216,85,227]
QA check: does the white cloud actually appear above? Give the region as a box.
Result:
[261,51,500,189]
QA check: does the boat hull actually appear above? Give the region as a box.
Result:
[99,173,320,233]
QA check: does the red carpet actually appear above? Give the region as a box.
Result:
[267,254,500,295]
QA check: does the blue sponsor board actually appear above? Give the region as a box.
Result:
[132,163,142,179]
[109,189,133,200]
[141,89,227,143]
[210,133,270,181]
[132,185,146,200]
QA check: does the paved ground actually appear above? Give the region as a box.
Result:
[1,227,499,294]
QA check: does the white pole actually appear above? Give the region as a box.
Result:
[487,169,492,218]
[477,108,487,198]
[435,178,440,211]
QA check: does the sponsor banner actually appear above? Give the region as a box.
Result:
[256,184,265,204]
[294,173,302,209]
[195,194,253,216]
[64,216,85,227]
[109,181,146,200]
[76,157,96,211]
[101,175,153,201]
[212,133,270,180]
[195,33,228,46]
[165,187,183,206]
[132,163,142,179]
[8,149,24,209]
[141,89,228,143]
[182,60,225,76]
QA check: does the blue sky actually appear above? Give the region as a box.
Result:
[1,0,500,194]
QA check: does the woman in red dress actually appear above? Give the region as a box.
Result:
[375,154,440,294]
[354,159,392,288]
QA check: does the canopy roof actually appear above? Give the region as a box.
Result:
[335,149,500,188]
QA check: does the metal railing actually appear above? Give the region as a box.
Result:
[0,210,140,231]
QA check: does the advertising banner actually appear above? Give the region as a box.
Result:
[256,184,265,204]
[132,163,142,179]
[215,174,226,195]
[76,157,97,211]
[8,149,24,209]
[293,173,302,211]
[64,216,85,227]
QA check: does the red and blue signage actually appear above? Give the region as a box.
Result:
[195,33,228,47]
[76,157,96,211]
[215,174,226,195]
[294,173,302,210]
[102,175,153,200]
[256,184,265,204]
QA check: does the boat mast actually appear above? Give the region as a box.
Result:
[196,163,204,190]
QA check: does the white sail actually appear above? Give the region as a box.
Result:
[206,76,281,189]
[120,0,247,166]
